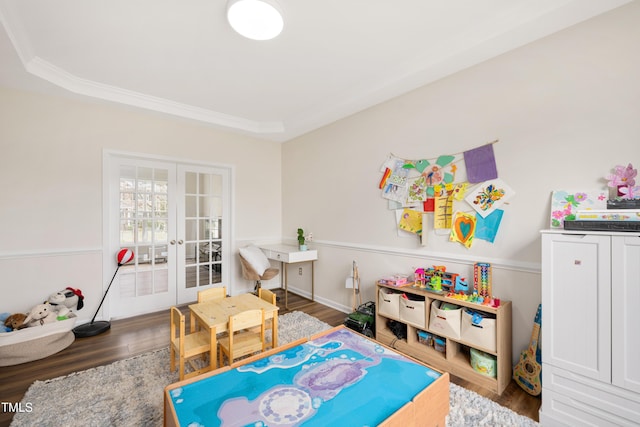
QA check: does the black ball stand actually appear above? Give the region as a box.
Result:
[72,263,122,338]
[72,319,111,337]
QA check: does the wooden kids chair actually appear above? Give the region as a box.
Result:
[218,309,265,367]
[170,307,211,380]
[257,288,277,349]
[197,286,227,302]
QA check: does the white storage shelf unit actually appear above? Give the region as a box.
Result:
[376,282,512,395]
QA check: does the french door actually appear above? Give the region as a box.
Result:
[177,164,230,303]
[105,154,231,318]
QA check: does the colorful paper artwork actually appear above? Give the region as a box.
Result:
[550,190,607,228]
[379,141,508,247]
[423,199,435,212]
[398,208,423,234]
[476,209,504,243]
[452,183,469,201]
[449,211,477,248]
[402,155,457,198]
[464,144,498,183]
[407,176,428,203]
[381,159,410,204]
[434,194,454,229]
[466,178,514,218]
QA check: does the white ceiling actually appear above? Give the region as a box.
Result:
[0,0,630,142]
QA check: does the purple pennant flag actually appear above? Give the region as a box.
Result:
[464,144,498,183]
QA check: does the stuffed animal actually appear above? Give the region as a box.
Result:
[52,305,70,320]
[0,313,11,332]
[24,303,57,327]
[3,313,28,331]
[47,287,84,314]
[47,292,71,319]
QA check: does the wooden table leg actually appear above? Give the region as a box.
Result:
[271,312,278,348]
[284,262,289,309]
[210,327,217,370]
[311,260,315,302]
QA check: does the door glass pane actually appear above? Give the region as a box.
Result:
[184,171,222,290]
[118,165,170,298]
[185,265,197,289]
[185,219,197,241]
[185,195,197,217]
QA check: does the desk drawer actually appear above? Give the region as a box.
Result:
[267,250,291,262]
[263,249,317,263]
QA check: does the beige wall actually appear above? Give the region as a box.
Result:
[1,2,639,362]
[0,88,282,319]
[282,2,640,361]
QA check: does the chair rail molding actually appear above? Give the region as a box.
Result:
[286,239,541,274]
[0,247,102,260]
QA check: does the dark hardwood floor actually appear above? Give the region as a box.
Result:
[0,290,540,426]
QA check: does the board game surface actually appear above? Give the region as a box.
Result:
[167,328,442,426]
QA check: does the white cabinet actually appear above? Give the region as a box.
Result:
[612,235,640,394]
[541,230,640,426]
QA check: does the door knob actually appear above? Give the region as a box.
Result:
[170,240,176,245]
[178,240,184,245]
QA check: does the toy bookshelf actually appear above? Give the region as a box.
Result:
[375,282,512,395]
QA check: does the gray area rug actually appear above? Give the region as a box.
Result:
[12,311,538,426]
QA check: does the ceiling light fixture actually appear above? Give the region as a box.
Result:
[227,0,284,41]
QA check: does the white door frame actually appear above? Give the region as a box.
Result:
[102,150,234,320]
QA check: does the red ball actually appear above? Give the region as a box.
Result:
[117,249,135,265]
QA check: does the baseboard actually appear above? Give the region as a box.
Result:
[278,286,352,314]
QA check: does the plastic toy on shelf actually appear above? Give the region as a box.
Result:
[411,262,500,307]
[412,265,460,294]
[474,262,492,298]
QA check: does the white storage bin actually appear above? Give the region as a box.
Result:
[399,295,426,329]
[461,308,496,352]
[428,300,462,339]
[378,288,400,319]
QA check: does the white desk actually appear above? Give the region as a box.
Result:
[259,244,318,309]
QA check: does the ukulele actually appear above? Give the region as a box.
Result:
[513,304,542,396]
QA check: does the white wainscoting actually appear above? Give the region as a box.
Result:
[0,248,103,323]
[281,239,541,363]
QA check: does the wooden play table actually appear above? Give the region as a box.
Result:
[165,326,449,427]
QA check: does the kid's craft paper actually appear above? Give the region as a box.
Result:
[398,208,422,234]
[452,183,469,201]
[388,200,402,210]
[464,144,498,183]
[476,209,503,243]
[423,198,435,212]
[434,194,453,229]
[466,178,514,218]
[449,211,477,248]
[394,210,416,237]
[407,175,428,203]
[550,190,607,228]
[381,158,410,203]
